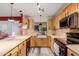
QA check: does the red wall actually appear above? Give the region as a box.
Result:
[0,16,22,23]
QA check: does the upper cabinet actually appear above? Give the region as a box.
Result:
[58,3,78,21]
[59,3,79,29]
[66,3,78,16]
[47,3,79,29]
[58,8,67,21]
[22,15,29,25]
[48,19,53,30]
[28,18,34,29]
[22,15,34,29]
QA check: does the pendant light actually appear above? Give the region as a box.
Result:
[19,10,28,29]
[8,3,14,22]
[37,3,40,8]
[39,15,42,25]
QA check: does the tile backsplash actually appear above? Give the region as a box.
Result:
[55,29,70,36]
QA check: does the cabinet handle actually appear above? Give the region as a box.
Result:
[17,52,18,56]
[23,43,24,45]
[8,53,12,56]
[20,49,21,54]
[71,53,75,56]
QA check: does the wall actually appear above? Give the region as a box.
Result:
[0,21,20,35]
[0,16,22,35]
[33,16,48,22]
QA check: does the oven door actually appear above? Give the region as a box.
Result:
[54,42,59,56]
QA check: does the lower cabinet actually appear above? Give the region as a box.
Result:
[18,41,26,56]
[26,39,30,55]
[67,48,79,56]
[30,36,51,48]
[5,47,19,56]
[5,39,30,56]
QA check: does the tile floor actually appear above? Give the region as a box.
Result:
[28,48,54,56]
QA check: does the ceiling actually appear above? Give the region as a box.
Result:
[0,3,69,22]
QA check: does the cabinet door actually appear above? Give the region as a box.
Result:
[48,19,53,30]
[50,37,54,51]
[5,47,19,56]
[18,41,26,56]
[30,36,35,47]
[67,48,78,56]
[26,39,30,55]
[67,3,77,15]
[77,3,79,12]
[22,41,26,56]
[29,19,33,29]
[60,10,67,20]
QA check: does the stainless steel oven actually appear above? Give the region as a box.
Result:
[54,39,67,56]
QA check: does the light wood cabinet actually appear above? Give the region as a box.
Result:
[18,41,26,56]
[59,9,67,20]
[77,3,79,12]
[58,3,78,21]
[30,36,51,48]
[48,19,53,30]
[67,48,79,56]
[26,38,30,55]
[50,37,54,51]
[5,39,29,56]
[28,19,33,29]
[66,3,78,16]
[5,47,19,56]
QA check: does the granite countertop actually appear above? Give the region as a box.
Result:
[0,34,32,56]
[67,45,79,55]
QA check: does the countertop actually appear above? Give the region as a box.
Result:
[67,45,79,55]
[50,35,66,38]
[0,34,32,56]
[50,35,79,55]
[50,35,67,44]
[54,38,67,45]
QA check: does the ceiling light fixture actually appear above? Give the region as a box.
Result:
[39,15,42,25]
[19,10,28,29]
[37,3,40,7]
[19,10,22,14]
[8,3,14,22]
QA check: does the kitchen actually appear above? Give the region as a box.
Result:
[0,3,79,56]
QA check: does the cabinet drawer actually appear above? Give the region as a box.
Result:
[67,48,78,56]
